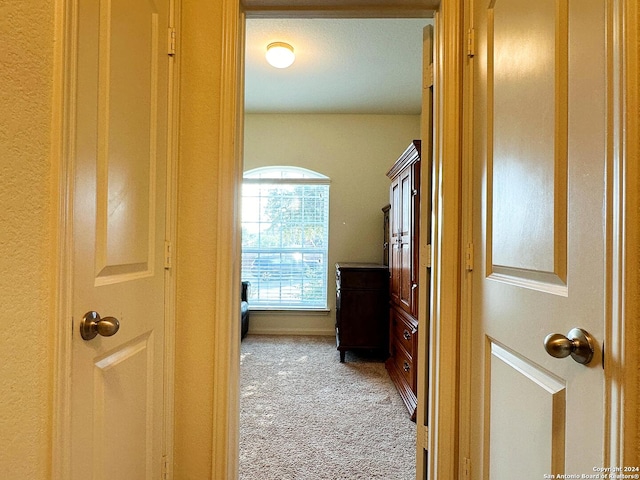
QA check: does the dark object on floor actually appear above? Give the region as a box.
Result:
[335,263,389,363]
[241,281,250,340]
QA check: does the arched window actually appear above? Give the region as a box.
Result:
[241,167,330,309]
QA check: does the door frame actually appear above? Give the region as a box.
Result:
[610,0,640,464]
[51,0,178,477]
[457,0,638,473]
[215,0,465,478]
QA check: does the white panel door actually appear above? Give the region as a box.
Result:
[470,0,606,478]
[71,0,170,478]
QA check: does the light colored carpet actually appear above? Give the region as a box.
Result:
[239,335,416,480]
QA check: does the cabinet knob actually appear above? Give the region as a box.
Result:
[403,330,411,341]
[403,361,411,372]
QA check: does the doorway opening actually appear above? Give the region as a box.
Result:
[240,14,432,478]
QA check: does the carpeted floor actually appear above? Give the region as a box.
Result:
[239,335,416,480]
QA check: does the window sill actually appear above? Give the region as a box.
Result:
[250,308,331,316]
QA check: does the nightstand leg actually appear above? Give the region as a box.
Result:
[340,350,345,363]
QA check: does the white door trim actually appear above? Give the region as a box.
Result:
[415,23,434,476]
[162,0,179,477]
[215,1,466,478]
[606,0,640,466]
[458,0,475,476]
[425,1,465,478]
[211,1,244,478]
[51,1,77,477]
[51,1,178,477]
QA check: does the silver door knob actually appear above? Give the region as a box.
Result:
[543,328,595,365]
[80,311,120,341]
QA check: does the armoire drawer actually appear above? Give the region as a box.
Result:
[391,342,415,391]
[391,309,417,359]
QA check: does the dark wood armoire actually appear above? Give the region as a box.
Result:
[385,140,421,420]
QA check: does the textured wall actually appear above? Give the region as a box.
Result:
[244,113,420,334]
[0,1,55,478]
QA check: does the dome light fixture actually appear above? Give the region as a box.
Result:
[265,42,295,69]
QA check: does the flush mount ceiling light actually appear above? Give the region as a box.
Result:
[265,42,295,69]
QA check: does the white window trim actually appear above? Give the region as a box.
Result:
[241,167,331,310]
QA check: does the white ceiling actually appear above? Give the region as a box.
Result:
[244,18,433,115]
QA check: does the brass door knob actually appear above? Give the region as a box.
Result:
[80,311,120,341]
[543,328,595,365]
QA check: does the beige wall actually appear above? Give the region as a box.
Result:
[174,0,226,477]
[0,1,56,478]
[244,114,420,334]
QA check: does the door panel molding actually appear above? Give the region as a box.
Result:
[486,0,568,292]
[94,0,161,284]
[93,332,154,478]
[486,340,566,478]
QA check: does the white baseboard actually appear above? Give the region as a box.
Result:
[247,311,334,337]
[248,328,334,336]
